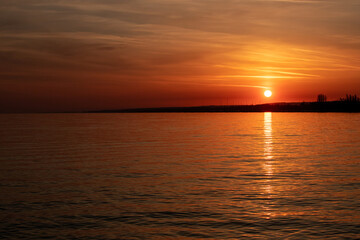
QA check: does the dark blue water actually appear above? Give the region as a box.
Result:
[0,113,359,239]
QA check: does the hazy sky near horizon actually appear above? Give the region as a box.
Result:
[1,0,360,112]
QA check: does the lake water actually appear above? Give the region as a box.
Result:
[0,113,359,239]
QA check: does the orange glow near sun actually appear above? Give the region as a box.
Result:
[264,90,272,98]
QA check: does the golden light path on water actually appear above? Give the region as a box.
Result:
[264,112,273,162]
[263,112,274,219]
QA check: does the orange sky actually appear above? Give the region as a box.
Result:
[1,0,360,112]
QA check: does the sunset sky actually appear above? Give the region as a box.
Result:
[1,0,360,112]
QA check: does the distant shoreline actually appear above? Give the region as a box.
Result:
[88,101,360,113]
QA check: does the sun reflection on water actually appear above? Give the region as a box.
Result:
[263,112,273,180]
[263,112,274,218]
[264,111,273,160]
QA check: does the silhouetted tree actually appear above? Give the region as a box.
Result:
[317,94,327,102]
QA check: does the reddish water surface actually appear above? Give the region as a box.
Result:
[0,113,359,239]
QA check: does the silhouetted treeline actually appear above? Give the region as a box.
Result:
[91,101,360,113]
[340,94,360,102]
[89,94,360,113]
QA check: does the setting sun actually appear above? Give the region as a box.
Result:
[264,90,272,98]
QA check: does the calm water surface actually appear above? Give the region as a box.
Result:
[0,113,359,239]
